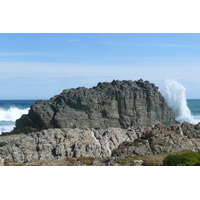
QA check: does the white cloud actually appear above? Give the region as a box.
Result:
[0,61,200,98]
[0,61,199,81]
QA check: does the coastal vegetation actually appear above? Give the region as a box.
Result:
[163,152,200,166]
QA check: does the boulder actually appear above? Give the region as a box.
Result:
[14,80,177,133]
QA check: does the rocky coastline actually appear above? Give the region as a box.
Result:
[0,79,199,166]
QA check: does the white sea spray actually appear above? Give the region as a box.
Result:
[0,107,29,134]
[162,79,200,124]
[0,107,29,121]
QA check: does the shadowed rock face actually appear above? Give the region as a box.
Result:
[14,79,177,133]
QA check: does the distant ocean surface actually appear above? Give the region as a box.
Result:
[0,100,36,134]
[0,99,200,134]
[187,99,200,122]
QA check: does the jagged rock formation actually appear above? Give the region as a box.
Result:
[112,123,200,160]
[0,128,139,163]
[1,123,200,164]
[14,79,177,133]
[180,122,200,138]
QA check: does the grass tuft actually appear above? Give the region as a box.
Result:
[77,157,96,165]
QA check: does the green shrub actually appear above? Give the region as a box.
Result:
[163,152,200,166]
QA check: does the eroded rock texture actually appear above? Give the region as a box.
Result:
[112,123,200,160]
[0,128,139,163]
[1,123,200,163]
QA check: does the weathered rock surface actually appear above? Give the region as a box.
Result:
[14,79,177,133]
[1,123,200,164]
[131,159,144,166]
[0,128,139,163]
[180,122,200,138]
[112,123,200,160]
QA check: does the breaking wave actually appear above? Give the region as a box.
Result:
[162,79,200,124]
[0,124,15,134]
[0,107,29,134]
[0,107,29,122]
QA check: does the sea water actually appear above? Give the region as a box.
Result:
[0,100,36,134]
[186,99,200,122]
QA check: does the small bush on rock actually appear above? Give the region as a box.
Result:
[163,152,200,166]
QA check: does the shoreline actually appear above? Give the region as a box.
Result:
[1,80,200,166]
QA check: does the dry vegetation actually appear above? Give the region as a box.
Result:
[3,151,199,166]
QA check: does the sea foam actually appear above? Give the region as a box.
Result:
[0,107,29,122]
[0,124,15,134]
[0,107,29,134]
[162,79,200,124]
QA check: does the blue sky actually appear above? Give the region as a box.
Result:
[0,33,200,99]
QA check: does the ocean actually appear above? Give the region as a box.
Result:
[186,99,200,123]
[0,100,36,134]
[0,98,200,134]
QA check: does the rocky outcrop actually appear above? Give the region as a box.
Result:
[112,123,200,160]
[0,128,139,163]
[2,79,199,165]
[180,122,200,138]
[14,80,177,133]
[1,123,200,164]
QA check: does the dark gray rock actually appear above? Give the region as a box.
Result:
[14,80,177,133]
